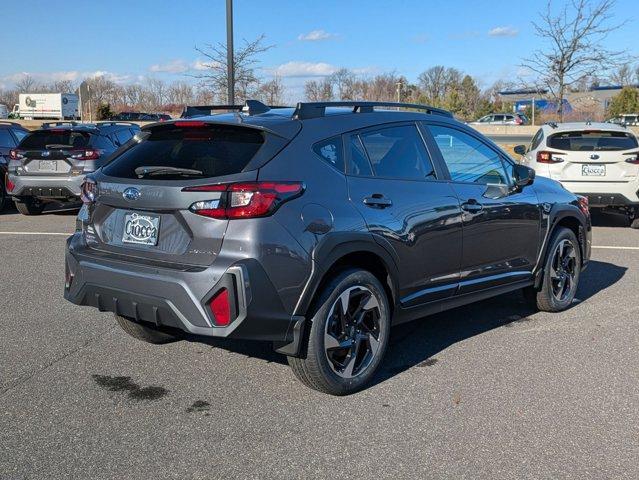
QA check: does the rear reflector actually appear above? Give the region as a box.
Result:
[209,288,231,326]
[185,181,304,219]
[5,175,15,193]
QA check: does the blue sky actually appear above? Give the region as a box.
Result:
[1,0,636,98]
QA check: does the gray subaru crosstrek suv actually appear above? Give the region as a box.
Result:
[64,100,591,395]
[6,121,139,215]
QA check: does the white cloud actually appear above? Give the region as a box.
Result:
[297,29,338,41]
[149,59,189,74]
[488,26,519,37]
[192,59,214,71]
[267,61,339,78]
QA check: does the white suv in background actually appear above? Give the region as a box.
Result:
[514,122,639,228]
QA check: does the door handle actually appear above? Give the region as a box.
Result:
[461,199,483,213]
[363,194,393,208]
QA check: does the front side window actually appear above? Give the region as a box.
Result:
[428,125,509,185]
[358,125,435,180]
[313,136,344,172]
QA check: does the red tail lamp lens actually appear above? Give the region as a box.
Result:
[537,151,564,164]
[5,175,15,193]
[210,288,231,326]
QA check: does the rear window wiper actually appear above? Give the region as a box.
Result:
[134,166,204,178]
[45,144,74,149]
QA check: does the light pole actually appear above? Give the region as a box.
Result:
[226,0,235,105]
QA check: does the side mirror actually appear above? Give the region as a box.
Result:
[513,164,535,189]
[513,145,527,155]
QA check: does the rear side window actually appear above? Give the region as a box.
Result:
[347,135,373,176]
[313,136,344,172]
[12,129,27,142]
[19,130,90,149]
[548,131,638,151]
[115,129,134,146]
[0,128,16,147]
[102,124,265,180]
[358,125,435,180]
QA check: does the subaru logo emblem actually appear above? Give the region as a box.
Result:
[123,187,141,201]
[590,154,600,160]
[41,151,50,157]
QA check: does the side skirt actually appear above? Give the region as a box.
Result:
[392,279,534,325]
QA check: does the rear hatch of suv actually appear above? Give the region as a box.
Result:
[86,120,297,268]
[15,128,103,175]
[545,129,639,182]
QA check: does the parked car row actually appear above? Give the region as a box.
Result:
[110,112,171,122]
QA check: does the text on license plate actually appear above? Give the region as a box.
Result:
[122,212,160,246]
[39,160,57,171]
[582,164,605,176]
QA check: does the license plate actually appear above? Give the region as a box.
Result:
[582,164,605,176]
[39,160,57,172]
[122,212,160,246]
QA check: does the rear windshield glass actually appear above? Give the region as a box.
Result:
[102,125,265,180]
[19,130,91,149]
[548,131,638,151]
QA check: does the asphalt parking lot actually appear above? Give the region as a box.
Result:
[1,205,638,479]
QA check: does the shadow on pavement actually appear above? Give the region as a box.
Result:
[590,209,631,228]
[181,260,626,381]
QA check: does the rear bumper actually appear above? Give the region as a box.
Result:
[7,173,85,198]
[63,233,304,353]
[560,180,639,206]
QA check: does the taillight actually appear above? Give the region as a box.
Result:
[515,117,523,125]
[624,154,639,164]
[80,177,98,204]
[577,195,590,217]
[9,149,24,160]
[184,181,304,219]
[70,149,101,160]
[537,151,564,164]
[209,288,231,326]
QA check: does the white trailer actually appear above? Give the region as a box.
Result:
[12,93,79,120]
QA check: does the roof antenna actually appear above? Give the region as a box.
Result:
[242,100,270,116]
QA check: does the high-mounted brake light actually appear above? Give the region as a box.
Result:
[537,151,564,164]
[184,181,305,220]
[174,121,206,128]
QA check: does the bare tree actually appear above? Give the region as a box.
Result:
[257,76,285,105]
[191,34,272,103]
[611,64,634,86]
[167,82,195,106]
[305,79,333,101]
[48,79,76,93]
[521,0,628,120]
[14,74,38,93]
[417,66,462,106]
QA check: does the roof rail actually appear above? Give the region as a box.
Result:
[292,101,453,120]
[545,121,559,129]
[95,121,139,127]
[0,121,22,127]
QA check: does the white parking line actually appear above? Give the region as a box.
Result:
[0,231,70,236]
[592,245,639,250]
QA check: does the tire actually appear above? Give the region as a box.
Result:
[14,197,45,216]
[630,218,639,229]
[287,268,391,396]
[114,314,180,344]
[525,227,581,312]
